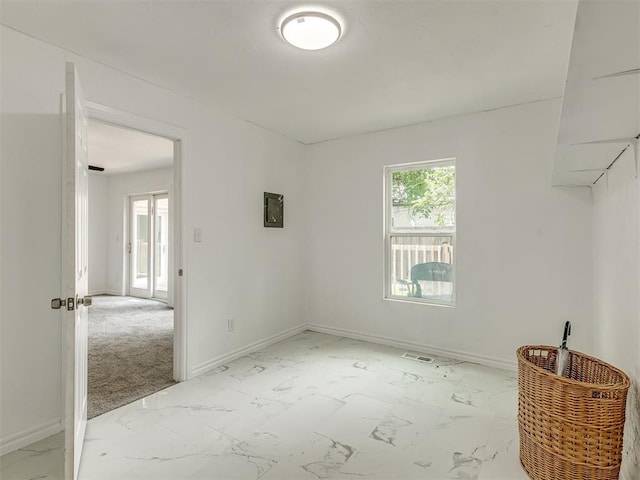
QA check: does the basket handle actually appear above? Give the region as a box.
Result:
[560,321,571,349]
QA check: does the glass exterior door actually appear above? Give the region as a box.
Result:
[130,196,151,297]
[129,193,169,300]
[153,195,169,300]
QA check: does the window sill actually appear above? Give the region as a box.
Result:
[384,296,456,308]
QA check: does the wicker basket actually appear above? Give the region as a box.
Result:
[517,345,630,480]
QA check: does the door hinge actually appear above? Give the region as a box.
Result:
[128,242,132,254]
[51,297,75,311]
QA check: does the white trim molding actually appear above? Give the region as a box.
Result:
[85,102,186,141]
[191,325,307,378]
[306,323,518,372]
[0,418,63,456]
[87,290,120,297]
[85,101,189,383]
[190,322,516,380]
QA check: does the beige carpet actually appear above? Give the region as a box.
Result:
[88,295,175,419]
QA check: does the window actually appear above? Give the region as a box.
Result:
[385,159,456,305]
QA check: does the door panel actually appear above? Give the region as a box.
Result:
[153,195,169,300]
[130,197,151,297]
[64,62,89,480]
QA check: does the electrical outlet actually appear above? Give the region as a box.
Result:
[227,318,235,333]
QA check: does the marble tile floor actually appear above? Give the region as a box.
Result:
[1,331,529,480]
[0,432,64,480]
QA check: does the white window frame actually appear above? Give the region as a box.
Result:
[384,158,456,306]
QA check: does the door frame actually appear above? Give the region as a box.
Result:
[86,101,188,382]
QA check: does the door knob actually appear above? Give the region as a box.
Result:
[51,298,66,309]
[77,295,92,307]
[51,297,75,310]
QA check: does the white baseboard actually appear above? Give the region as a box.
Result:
[88,289,120,297]
[191,324,307,378]
[306,323,517,372]
[0,323,512,456]
[0,418,63,456]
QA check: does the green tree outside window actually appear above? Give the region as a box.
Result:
[392,166,455,227]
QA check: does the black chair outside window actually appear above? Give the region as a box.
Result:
[399,262,453,299]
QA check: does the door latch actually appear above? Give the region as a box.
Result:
[77,295,93,307]
[51,297,75,311]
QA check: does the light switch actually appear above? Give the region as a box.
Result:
[194,228,202,243]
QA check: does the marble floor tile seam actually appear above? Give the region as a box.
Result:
[3,331,529,480]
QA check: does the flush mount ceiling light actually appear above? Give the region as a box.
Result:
[280,11,342,50]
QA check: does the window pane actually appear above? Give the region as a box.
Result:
[391,165,455,231]
[389,236,454,303]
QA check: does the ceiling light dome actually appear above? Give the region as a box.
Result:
[280,11,342,50]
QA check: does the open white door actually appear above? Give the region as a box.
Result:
[64,62,90,480]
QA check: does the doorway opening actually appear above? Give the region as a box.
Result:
[86,118,177,418]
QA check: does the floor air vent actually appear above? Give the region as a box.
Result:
[402,352,434,364]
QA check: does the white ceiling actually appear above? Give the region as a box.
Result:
[2,0,578,145]
[88,120,173,175]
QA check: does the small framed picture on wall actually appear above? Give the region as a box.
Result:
[264,192,284,228]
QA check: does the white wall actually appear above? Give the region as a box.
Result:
[104,167,173,296]
[592,148,640,480]
[304,99,594,368]
[0,26,305,452]
[88,172,109,294]
[1,27,65,453]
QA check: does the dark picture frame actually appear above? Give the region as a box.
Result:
[264,192,284,228]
